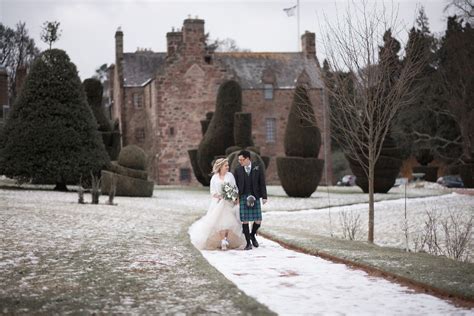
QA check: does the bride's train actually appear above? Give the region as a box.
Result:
[189,199,245,250]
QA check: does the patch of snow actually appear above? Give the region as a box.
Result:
[200,237,472,315]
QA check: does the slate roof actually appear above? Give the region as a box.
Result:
[123,52,166,87]
[215,52,323,89]
[122,51,323,89]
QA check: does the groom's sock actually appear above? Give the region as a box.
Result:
[242,223,252,250]
[250,223,260,247]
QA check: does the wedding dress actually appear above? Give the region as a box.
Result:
[189,172,245,250]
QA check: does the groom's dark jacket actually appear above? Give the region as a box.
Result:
[234,163,267,200]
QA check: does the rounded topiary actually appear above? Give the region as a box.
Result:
[276,157,324,197]
[197,80,242,179]
[346,133,402,193]
[284,85,321,157]
[225,146,241,156]
[234,112,254,148]
[118,145,147,170]
[228,150,266,175]
[83,78,111,132]
[0,49,109,189]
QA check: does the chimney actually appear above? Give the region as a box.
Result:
[166,29,182,56]
[301,31,316,58]
[115,27,124,86]
[182,18,205,56]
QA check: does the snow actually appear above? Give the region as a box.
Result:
[201,238,472,315]
[264,192,474,258]
[1,180,473,314]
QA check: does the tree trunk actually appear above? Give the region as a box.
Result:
[368,162,375,243]
[54,182,68,192]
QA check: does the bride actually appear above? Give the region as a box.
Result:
[189,158,245,250]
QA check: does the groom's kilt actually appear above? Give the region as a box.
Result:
[239,194,262,222]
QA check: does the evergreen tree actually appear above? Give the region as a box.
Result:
[83,78,111,132]
[0,49,109,190]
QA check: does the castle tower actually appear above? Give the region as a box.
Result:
[182,18,206,60]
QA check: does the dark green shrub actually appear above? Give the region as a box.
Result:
[101,170,153,197]
[261,156,270,169]
[0,49,109,189]
[107,161,148,180]
[197,80,242,180]
[346,134,402,193]
[83,78,111,132]
[276,157,324,197]
[284,85,321,157]
[188,149,209,186]
[200,111,214,136]
[225,146,241,156]
[234,112,254,148]
[246,146,260,155]
[277,85,324,197]
[228,150,266,175]
[118,145,147,170]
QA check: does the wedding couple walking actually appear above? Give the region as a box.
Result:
[190,150,268,251]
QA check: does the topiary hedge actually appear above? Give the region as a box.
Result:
[284,85,321,158]
[101,170,153,197]
[276,157,324,197]
[83,78,111,132]
[117,145,147,170]
[277,85,324,197]
[188,149,209,186]
[197,80,242,181]
[0,49,109,190]
[234,112,254,148]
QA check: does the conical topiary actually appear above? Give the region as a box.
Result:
[0,49,109,190]
[197,80,242,182]
[276,85,324,197]
[284,86,321,157]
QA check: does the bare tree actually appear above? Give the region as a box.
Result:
[444,0,474,22]
[0,22,40,103]
[299,2,427,242]
[40,21,62,50]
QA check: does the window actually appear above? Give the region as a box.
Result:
[135,128,145,143]
[265,118,276,143]
[264,84,273,100]
[180,168,191,182]
[2,105,9,119]
[133,93,143,108]
[169,127,175,136]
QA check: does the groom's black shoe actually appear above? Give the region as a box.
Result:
[242,223,252,250]
[250,223,260,248]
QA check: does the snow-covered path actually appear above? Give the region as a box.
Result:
[201,237,472,315]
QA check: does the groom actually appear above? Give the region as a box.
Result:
[234,150,267,250]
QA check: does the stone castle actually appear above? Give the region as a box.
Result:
[108,17,332,185]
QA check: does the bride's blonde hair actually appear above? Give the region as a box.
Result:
[212,158,228,174]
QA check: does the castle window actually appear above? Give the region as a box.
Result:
[133,93,143,108]
[204,55,212,64]
[265,118,276,143]
[135,128,145,143]
[169,127,175,136]
[180,168,191,182]
[2,105,10,119]
[264,84,273,100]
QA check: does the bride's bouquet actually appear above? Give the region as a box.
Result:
[221,182,239,202]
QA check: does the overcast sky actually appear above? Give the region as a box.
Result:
[1,0,453,80]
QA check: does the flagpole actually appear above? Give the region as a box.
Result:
[297,0,300,51]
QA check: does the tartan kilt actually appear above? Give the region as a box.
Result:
[239,194,262,222]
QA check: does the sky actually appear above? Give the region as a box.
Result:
[1,0,454,80]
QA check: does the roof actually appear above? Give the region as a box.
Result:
[215,52,323,89]
[121,51,323,89]
[123,52,166,87]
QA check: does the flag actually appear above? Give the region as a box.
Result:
[283,5,297,17]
